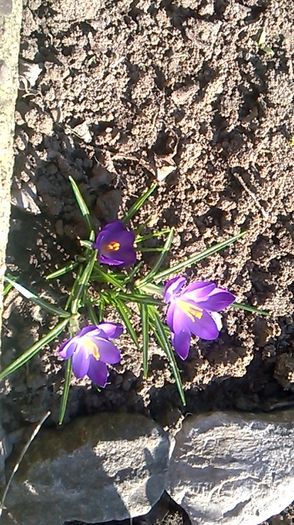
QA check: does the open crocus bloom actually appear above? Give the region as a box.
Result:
[164,276,235,360]
[93,220,136,267]
[58,323,123,387]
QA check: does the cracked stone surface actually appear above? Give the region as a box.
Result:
[166,411,294,525]
[3,413,171,524]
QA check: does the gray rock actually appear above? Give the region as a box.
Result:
[0,0,22,340]
[4,413,170,524]
[0,0,12,16]
[166,411,294,525]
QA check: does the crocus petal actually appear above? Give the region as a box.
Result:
[58,339,77,360]
[166,302,176,331]
[99,253,120,266]
[78,325,100,338]
[210,311,222,331]
[164,276,186,303]
[93,221,125,250]
[97,225,136,267]
[113,229,135,247]
[101,242,136,267]
[197,289,235,311]
[171,331,191,360]
[87,358,109,387]
[96,338,121,364]
[94,221,136,268]
[183,281,216,301]
[72,346,90,378]
[171,303,195,334]
[117,245,137,266]
[190,310,220,340]
[97,322,123,339]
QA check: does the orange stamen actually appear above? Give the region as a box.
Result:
[107,241,120,251]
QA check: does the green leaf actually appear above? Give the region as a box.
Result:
[113,297,139,347]
[87,302,100,325]
[71,252,97,314]
[0,318,69,381]
[93,265,124,290]
[69,176,95,241]
[3,280,14,296]
[45,261,79,280]
[148,306,186,406]
[232,302,269,316]
[97,294,106,322]
[4,275,70,318]
[118,292,162,306]
[139,247,166,253]
[140,304,149,378]
[154,231,246,282]
[59,358,72,425]
[138,283,163,296]
[79,240,94,250]
[65,265,83,310]
[124,261,144,285]
[123,183,158,223]
[136,228,171,243]
[139,228,174,286]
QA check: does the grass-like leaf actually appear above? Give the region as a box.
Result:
[148,306,186,406]
[97,294,107,323]
[4,275,70,318]
[45,261,79,280]
[136,228,171,243]
[118,292,162,306]
[140,247,166,253]
[139,228,174,286]
[140,304,149,378]
[123,183,158,223]
[87,301,101,325]
[113,297,139,347]
[79,240,93,250]
[0,318,69,381]
[71,252,97,314]
[69,176,95,241]
[232,302,269,316]
[154,231,246,282]
[3,280,14,296]
[93,265,124,290]
[65,265,83,310]
[124,261,144,285]
[59,358,72,425]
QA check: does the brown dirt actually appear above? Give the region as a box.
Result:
[2,0,294,523]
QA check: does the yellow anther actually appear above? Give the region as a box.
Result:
[83,337,100,360]
[178,300,203,322]
[107,241,120,251]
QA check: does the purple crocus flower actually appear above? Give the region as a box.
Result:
[58,323,123,387]
[93,220,136,267]
[164,277,235,360]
